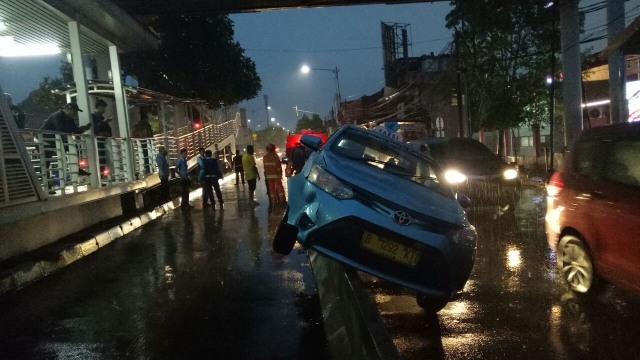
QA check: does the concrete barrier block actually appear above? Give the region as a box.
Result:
[59,244,83,266]
[130,217,142,229]
[11,261,44,289]
[79,238,99,256]
[139,212,154,225]
[38,260,64,277]
[95,231,113,248]
[107,225,124,240]
[120,220,136,235]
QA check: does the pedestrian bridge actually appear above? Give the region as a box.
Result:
[0,95,246,262]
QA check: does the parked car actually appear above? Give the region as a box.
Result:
[546,121,640,296]
[273,125,477,312]
[423,137,521,207]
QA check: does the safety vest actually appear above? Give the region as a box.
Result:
[263,152,281,180]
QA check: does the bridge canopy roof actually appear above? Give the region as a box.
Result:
[0,0,158,55]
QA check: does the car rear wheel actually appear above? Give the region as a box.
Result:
[272,207,298,255]
[558,235,597,294]
[416,294,448,313]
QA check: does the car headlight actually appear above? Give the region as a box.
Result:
[444,169,467,184]
[503,168,519,180]
[307,165,355,199]
[450,226,477,248]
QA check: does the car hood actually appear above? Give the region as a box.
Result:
[321,152,467,226]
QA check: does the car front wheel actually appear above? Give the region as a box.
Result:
[558,235,597,294]
[416,294,448,313]
[272,207,298,255]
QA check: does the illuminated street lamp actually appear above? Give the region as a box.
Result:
[301,64,341,121]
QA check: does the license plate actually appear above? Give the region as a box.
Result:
[361,232,421,267]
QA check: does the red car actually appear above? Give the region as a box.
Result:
[545,121,640,295]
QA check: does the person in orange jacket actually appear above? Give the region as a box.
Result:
[263,144,286,204]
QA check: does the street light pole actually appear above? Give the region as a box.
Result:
[263,94,269,129]
[301,65,341,123]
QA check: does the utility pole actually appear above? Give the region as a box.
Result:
[263,95,269,129]
[549,2,556,174]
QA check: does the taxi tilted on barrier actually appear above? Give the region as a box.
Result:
[273,124,477,312]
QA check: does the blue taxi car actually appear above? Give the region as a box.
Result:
[273,125,477,312]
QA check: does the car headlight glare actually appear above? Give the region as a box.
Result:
[307,165,355,199]
[444,169,467,184]
[450,226,477,248]
[503,168,519,180]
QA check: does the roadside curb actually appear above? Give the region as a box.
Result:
[0,203,172,295]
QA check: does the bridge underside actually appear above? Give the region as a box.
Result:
[111,0,442,15]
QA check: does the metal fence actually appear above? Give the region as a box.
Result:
[7,116,236,203]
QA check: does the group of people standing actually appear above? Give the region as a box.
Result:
[161,141,309,211]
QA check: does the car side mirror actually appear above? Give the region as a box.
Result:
[300,134,322,151]
[456,192,472,210]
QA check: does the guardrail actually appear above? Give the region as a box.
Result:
[1,116,237,207]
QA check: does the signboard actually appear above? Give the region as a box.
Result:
[373,121,403,142]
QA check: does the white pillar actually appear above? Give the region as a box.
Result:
[69,21,99,188]
[109,44,135,181]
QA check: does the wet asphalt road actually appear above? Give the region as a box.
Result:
[0,171,329,359]
[365,185,640,360]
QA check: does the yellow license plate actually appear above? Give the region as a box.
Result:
[361,232,421,267]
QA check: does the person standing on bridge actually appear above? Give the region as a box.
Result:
[156,146,170,203]
[41,102,92,189]
[176,148,192,210]
[242,145,260,206]
[263,144,286,204]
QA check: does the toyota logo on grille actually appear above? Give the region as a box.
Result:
[393,211,411,226]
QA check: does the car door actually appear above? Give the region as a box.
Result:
[589,139,640,292]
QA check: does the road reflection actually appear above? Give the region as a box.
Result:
[366,185,640,359]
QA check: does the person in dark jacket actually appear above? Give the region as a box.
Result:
[289,142,310,175]
[233,149,244,186]
[202,150,224,209]
[41,103,91,185]
[10,104,25,129]
[156,146,170,203]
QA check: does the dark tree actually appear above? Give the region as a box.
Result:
[295,114,326,132]
[446,1,561,133]
[121,14,261,106]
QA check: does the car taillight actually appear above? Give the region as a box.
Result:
[547,172,563,197]
[102,167,110,176]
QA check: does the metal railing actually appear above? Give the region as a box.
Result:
[22,130,91,196]
[9,116,237,203]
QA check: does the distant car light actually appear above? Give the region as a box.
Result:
[444,169,467,184]
[307,164,354,199]
[503,168,519,180]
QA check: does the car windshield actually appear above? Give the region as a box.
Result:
[429,138,496,160]
[331,129,450,195]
